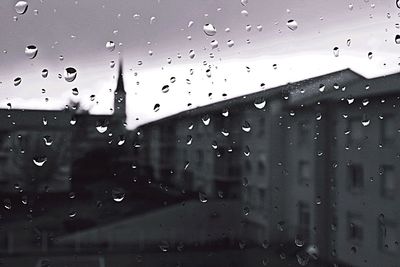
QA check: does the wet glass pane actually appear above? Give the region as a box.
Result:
[0,0,399,266]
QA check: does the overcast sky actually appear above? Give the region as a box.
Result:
[0,0,399,128]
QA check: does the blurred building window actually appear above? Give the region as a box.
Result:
[298,161,311,185]
[378,219,398,254]
[348,117,363,144]
[298,121,310,145]
[259,117,266,136]
[380,114,396,144]
[258,160,265,176]
[298,202,310,240]
[347,213,363,242]
[347,164,364,193]
[380,165,395,199]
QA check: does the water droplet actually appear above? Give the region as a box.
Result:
[43,136,53,146]
[161,85,169,93]
[241,0,248,6]
[25,45,38,59]
[210,40,219,49]
[33,156,47,167]
[286,20,298,31]
[41,69,48,78]
[110,60,115,68]
[64,67,77,82]
[241,10,249,16]
[186,135,192,145]
[227,40,235,48]
[70,116,77,125]
[69,210,77,218]
[21,196,28,205]
[397,0,400,9]
[96,122,108,133]
[395,35,400,44]
[361,118,370,126]
[112,188,125,202]
[368,52,373,59]
[348,3,354,10]
[203,23,217,36]
[245,24,252,32]
[169,77,176,83]
[202,115,211,125]
[159,241,169,252]
[72,88,79,96]
[199,192,208,203]
[256,24,263,31]
[106,41,115,52]
[244,145,251,156]
[295,236,304,247]
[15,1,28,15]
[333,47,339,57]
[319,84,325,92]
[222,109,229,117]
[242,121,251,132]
[243,206,250,216]
[42,116,48,125]
[347,39,351,47]
[3,199,11,210]
[254,98,266,109]
[14,77,22,86]
[188,49,196,59]
[188,20,194,28]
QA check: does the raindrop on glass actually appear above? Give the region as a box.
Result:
[41,69,48,78]
[242,121,251,132]
[111,188,125,202]
[106,41,115,52]
[254,98,266,109]
[153,103,160,112]
[333,47,339,57]
[189,49,195,59]
[210,40,219,49]
[199,192,208,203]
[14,77,22,86]
[227,40,235,48]
[202,115,211,125]
[395,35,400,44]
[368,52,373,59]
[203,23,217,36]
[161,85,169,93]
[64,67,77,82]
[15,1,28,15]
[33,156,47,167]
[25,45,38,59]
[286,20,298,31]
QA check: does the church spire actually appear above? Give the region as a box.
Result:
[115,60,125,94]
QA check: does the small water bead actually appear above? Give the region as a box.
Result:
[111,188,125,202]
[170,77,176,83]
[186,135,192,145]
[241,10,249,16]
[245,25,252,32]
[161,85,169,93]
[368,52,373,59]
[240,0,248,6]
[14,77,22,86]
[361,118,370,126]
[286,20,298,31]
[319,84,325,92]
[210,40,219,49]
[189,50,195,59]
[72,88,79,96]
[43,136,53,146]
[333,47,339,57]
[227,40,234,47]
[202,115,211,125]
[203,23,217,36]
[153,103,160,112]
[64,67,77,82]
[188,21,194,28]
[33,156,47,167]
[4,199,12,210]
[15,1,28,15]
[254,98,266,109]
[256,25,263,31]
[396,35,400,44]
[106,41,115,51]
[222,109,229,117]
[199,192,208,203]
[242,121,251,132]
[25,45,38,59]
[41,69,48,78]
[110,61,115,68]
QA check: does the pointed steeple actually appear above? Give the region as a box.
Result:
[115,60,125,94]
[113,60,126,119]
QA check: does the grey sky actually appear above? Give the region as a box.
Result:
[0,0,399,128]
